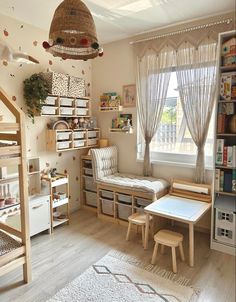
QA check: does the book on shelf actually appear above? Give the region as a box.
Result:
[223,146,228,166]
[232,169,236,192]
[227,146,233,167]
[220,170,224,191]
[224,172,232,192]
[218,102,234,115]
[217,114,226,133]
[215,139,224,165]
[215,169,220,191]
[220,72,236,100]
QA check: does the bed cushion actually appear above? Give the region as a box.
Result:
[97,173,169,194]
[0,230,22,257]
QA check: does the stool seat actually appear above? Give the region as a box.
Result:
[154,230,183,247]
[126,213,153,247]
[151,229,185,273]
[128,213,152,225]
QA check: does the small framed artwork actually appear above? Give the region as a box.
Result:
[122,84,136,107]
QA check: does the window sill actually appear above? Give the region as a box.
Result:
[136,158,213,171]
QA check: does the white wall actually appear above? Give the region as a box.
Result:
[92,38,213,230]
[0,13,91,211]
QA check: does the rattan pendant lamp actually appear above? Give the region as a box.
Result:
[43,0,103,60]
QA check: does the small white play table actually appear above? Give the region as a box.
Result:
[144,194,211,267]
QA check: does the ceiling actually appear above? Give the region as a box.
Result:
[0,0,234,44]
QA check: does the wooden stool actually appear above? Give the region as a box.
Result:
[151,229,185,273]
[126,213,153,247]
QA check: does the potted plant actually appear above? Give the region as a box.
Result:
[23,73,49,122]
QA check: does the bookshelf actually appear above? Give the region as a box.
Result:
[211,30,236,256]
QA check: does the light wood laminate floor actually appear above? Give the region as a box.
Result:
[0,210,235,302]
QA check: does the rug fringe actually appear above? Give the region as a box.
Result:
[108,250,191,287]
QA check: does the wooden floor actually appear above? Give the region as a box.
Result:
[0,210,235,302]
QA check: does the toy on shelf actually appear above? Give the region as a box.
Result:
[99,92,122,111]
[222,37,236,67]
[111,114,133,133]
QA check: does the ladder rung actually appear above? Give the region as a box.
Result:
[0,123,20,132]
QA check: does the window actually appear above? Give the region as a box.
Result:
[137,71,214,167]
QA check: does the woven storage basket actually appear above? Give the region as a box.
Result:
[68,76,85,97]
[41,72,68,96]
[48,0,99,60]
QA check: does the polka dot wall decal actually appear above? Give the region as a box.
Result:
[58,153,62,157]
[19,64,23,68]
[12,96,16,101]
[69,195,71,199]
[64,169,68,174]
[3,61,8,66]
[36,136,39,140]
[20,25,24,29]
[72,65,75,68]
[46,162,50,167]
[73,156,76,161]
[3,29,9,37]
[82,70,85,75]
[19,46,22,51]
[28,149,31,152]
[49,60,53,65]
[33,41,38,46]
[76,176,79,181]
[10,74,15,77]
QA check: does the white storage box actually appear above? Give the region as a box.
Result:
[41,106,57,115]
[118,203,132,221]
[73,131,86,139]
[57,131,71,140]
[59,107,74,116]
[85,191,97,207]
[44,96,57,105]
[57,141,71,149]
[60,97,73,107]
[215,226,236,246]
[75,108,88,116]
[101,190,113,200]
[101,198,114,216]
[87,131,97,138]
[84,176,96,192]
[74,140,86,148]
[215,208,236,230]
[117,194,132,204]
[75,99,87,107]
[84,168,93,176]
[87,138,98,146]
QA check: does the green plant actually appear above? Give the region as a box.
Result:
[23,73,49,122]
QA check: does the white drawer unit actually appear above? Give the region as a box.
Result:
[74,99,88,108]
[73,131,86,139]
[87,138,98,146]
[41,106,58,115]
[87,131,97,138]
[57,131,71,140]
[57,141,71,150]
[29,195,51,236]
[74,108,88,116]
[74,140,86,148]
[215,208,236,230]
[60,97,73,107]
[215,225,236,246]
[59,107,74,116]
[101,198,114,216]
[44,96,57,105]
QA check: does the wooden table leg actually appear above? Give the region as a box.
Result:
[189,223,194,267]
[144,213,150,250]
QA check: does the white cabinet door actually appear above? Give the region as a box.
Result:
[29,196,51,236]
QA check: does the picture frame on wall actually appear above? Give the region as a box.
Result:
[122,84,136,107]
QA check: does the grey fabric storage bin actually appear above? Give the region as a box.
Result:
[100,190,114,200]
[85,191,97,207]
[101,199,114,216]
[84,176,97,192]
[117,194,132,204]
[83,160,92,168]
[118,203,132,221]
[136,197,152,207]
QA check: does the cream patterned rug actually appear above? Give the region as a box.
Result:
[48,251,194,302]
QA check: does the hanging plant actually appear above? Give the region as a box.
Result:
[23,73,49,122]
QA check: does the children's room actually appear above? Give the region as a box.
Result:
[0,1,235,301]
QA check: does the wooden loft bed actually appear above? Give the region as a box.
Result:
[0,88,31,282]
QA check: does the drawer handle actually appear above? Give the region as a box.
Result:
[32,204,43,210]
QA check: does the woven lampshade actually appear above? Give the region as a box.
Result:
[46,0,101,60]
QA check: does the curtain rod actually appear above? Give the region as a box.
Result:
[130,18,233,45]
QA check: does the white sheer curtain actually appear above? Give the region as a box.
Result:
[176,39,218,183]
[136,47,175,176]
